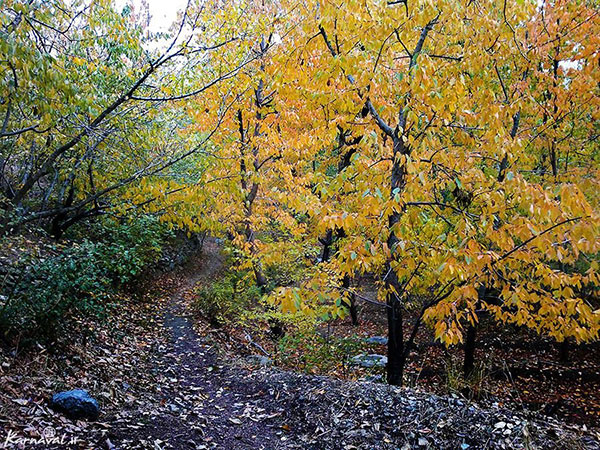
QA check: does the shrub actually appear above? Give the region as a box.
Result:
[0,215,172,342]
[75,215,172,284]
[0,241,113,340]
[275,325,365,376]
[194,279,236,327]
[193,270,259,327]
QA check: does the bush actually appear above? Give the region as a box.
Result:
[275,325,365,376]
[0,241,113,340]
[74,215,172,284]
[0,215,172,342]
[194,279,236,327]
[193,270,259,327]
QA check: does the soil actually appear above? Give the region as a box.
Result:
[322,294,600,428]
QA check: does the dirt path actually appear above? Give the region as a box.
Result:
[111,241,291,449]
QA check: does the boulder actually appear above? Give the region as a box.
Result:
[361,374,385,383]
[365,336,388,345]
[50,389,99,420]
[246,355,272,366]
[351,354,388,368]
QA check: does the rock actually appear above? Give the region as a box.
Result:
[365,336,388,345]
[361,375,384,383]
[246,355,272,366]
[50,389,99,420]
[351,354,387,368]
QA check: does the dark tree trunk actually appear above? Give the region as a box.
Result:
[255,265,284,339]
[349,296,358,326]
[386,291,405,386]
[558,339,569,364]
[49,218,66,240]
[268,317,285,339]
[341,274,359,326]
[320,229,334,262]
[385,135,407,386]
[195,231,207,252]
[254,266,268,292]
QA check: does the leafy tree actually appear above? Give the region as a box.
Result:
[0,0,253,237]
[210,0,600,385]
[7,0,596,387]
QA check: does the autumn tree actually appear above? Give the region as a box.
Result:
[255,0,600,385]
[123,0,599,386]
[0,0,253,237]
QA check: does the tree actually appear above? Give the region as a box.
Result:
[247,0,599,385]
[0,0,253,237]
[121,0,599,387]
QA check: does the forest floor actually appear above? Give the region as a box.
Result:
[1,241,599,449]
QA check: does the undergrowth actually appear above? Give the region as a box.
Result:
[0,215,173,344]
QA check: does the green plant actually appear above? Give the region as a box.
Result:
[444,355,490,401]
[0,215,172,342]
[86,216,172,284]
[275,324,365,376]
[194,279,236,327]
[0,241,113,340]
[193,269,259,327]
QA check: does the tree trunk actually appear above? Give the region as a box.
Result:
[558,339,569,364]
[341,274,359,326]
[386,273,405,386]
[385,134,407,386]
[255,264,284,339]
[49,217,66,240]
[349,295,358,326]
[320,229,334,262]
[387,294,406,386]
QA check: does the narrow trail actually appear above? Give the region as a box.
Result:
[112,241,290,449]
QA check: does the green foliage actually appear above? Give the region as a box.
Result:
[0,215,172,341]
[275,325,365,375]
[72,216,173,284]
[1,241,113,338]
[194,278,236,327]
[193,269,259,327]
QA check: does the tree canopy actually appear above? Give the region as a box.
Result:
[1,0,598,385]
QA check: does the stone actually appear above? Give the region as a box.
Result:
[50,389,99,420]
[365,336,388,345]
[361,374,384,383]
[246,355,272,366]
[350,354,387,368]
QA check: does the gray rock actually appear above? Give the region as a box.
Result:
[365,336,388,345]
[351,354,387,368]
[246,355,272,366]
[50,389,99,420]
[361,375,385,383]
